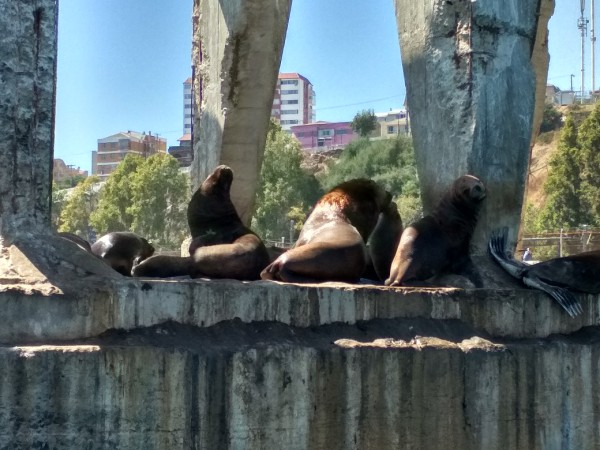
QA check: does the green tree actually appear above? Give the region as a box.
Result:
[57,175,101,236]
[578,103,600,224]
[51,184,68,230]
[321,136,417,193]
[90,153,189,249]
[127,153,190,248]
[90,154,144,233]
[351,109,377,137]
[537,114,592,230]
[539,104,563,133]
[252,121,323,242]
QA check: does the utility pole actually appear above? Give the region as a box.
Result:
[593,0,597,99]
[579,0,589,102]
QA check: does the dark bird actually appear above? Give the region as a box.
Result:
[488,227,600,317]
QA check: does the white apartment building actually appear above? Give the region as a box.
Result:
[271,73,316,131]
[183,77,193,135]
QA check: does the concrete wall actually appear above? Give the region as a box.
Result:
[1,280,600,449]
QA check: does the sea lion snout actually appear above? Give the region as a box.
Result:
[470,181,486,200]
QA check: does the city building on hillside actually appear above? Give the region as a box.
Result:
[372,108,410,139]
[271,73,316,131]
[291,121,358,152]
[53,159,88,182]
[91,130,166,180]
[184,77,194,135]
[168,133,192,167]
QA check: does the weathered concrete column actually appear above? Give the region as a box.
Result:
[0,0,57,239]
[395,1,546,254]
[191,0,292,225]
[0,0,118,286]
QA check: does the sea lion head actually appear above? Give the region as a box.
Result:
[201,165,234,197]
[188,165,241,239]
[452,174,486,205]
[324,178,392,241]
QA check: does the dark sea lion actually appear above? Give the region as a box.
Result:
[91,231,154,276]
[58,232,92,253]
[385,174,486,286]
[365,201,403,282]
[135,165,269,279]
[488,227,599,317]
[187,165,270,280]
[261,178,392,283]
[132,255,193,278]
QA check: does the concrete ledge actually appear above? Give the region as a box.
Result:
[0,278,598,342]
[1,320,599,450]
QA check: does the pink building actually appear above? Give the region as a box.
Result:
[291,121,358,152]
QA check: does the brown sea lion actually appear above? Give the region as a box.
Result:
[261,178,392,283]
[91,231,154,276]
[134,165,270,280]
[385,174,486,286]
[488,227,599,317]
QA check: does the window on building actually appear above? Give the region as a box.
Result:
[280,120,299,125]
[317,129,333,138]
[119,139,129,150]
[281,79,298,85]
[281,110,299,115]
[281,90,298,95]
[335,129,349,135]
[281,99,298,104]
[387,126,396,134]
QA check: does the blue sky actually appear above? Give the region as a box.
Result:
[54,0,591,174]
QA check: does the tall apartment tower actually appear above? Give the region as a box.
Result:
[271,73,316,131]
[183,77,193,135]
[91,131,166,180]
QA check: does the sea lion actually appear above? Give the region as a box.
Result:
[488,227,599,317]
[385,174,486,286]
[134,165,270,280]
[363,201,403,282]
[58,232,92,253]
[91,231,154,276]
[261,178,392,283]
[132,254,193,278]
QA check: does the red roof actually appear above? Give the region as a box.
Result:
[278,72,312,85]
[178,133,191,142]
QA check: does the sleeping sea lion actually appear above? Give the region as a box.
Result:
[261,178,392,283]
[488,227,599,317]
[91,231,154,276]
[133,165,270,280]
[58,232,93,253]
[385,174,486,286]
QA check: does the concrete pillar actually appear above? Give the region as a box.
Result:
[191,0,292,225]
[395,1,546,254]
[0,0,117,284]
[0,0,57,239]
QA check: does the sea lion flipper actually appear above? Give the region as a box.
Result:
[522,276,582,318]
[488,227,526,279]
